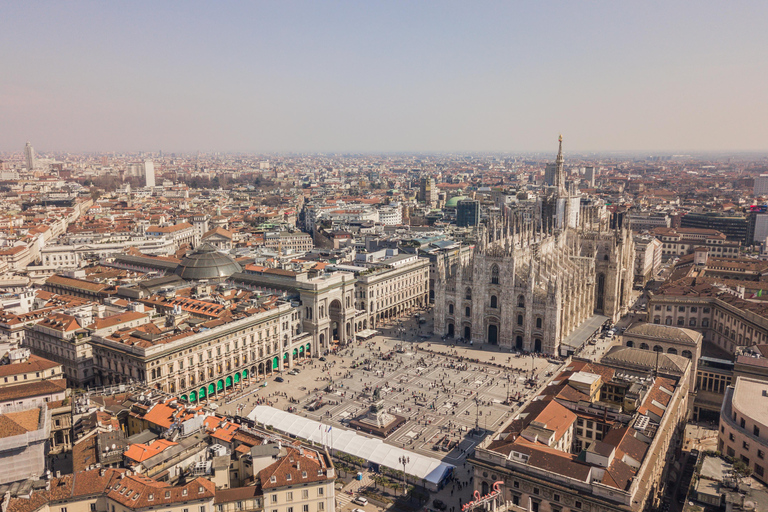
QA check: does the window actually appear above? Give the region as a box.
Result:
[759,450,765,460]
[553,494,560,502]
[513,480,519,489]
[727,446,735,457]
[287,492,293,502]
[518,295,525,308]
[511,494,520,506]
[303,507,309,512]
[90,505,96,512]
[490,295,498,308]
[517,315,523,326]
[533,487,539,495]
[465,288,472,300]
[318,503,324,511]
[744,441,750,450]
[575,502,582,509]
[272,495,278,504]
[448,304,454,315]
[756,426,761,437]
[742,455,750,465]
[465,307,471,317]
[491,265,499,285]
[302,490,309,499]
[679,306,686,312]
[741,418,746,428]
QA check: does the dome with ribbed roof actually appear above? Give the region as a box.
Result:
[174,244,241,281]
[444,196,467,208]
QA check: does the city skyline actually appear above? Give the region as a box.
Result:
[2,2,767,153]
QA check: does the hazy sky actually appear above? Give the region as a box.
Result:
[1,2,766,153]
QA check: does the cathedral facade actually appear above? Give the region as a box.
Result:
[434,138,634,356]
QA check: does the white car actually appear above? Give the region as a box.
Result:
[352,497,368,506]
[352,509,366,512]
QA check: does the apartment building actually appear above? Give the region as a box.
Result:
[258,446,336,512]
[633,235,662,287]
[719,377,768,483]
[470,358,689,512]
[25,311,96,387]
[648,281,768,355]
[264,231,314,254]
[145,222,195,249]
[651,227,740,259]
[0,405,50,485]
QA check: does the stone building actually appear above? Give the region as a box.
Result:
[471,358,689,512]
[435,138,634,355]
[719,376,768,483]
[89,300,303,401]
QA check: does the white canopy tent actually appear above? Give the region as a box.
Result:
[247,405,454,490]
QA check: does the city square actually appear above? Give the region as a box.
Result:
[217,311,563,465]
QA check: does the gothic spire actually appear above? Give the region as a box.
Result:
[555,134,566,194]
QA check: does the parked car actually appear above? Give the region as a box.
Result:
[433,500,447,511]
[319,357,326,361]
[275,376,284,383]
[352,497,368,506]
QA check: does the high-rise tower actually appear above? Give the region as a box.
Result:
[144,160,155,188]
[24,142,35,171]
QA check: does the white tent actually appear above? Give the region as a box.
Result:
[248,405,454,490]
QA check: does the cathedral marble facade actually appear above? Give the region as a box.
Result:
[435,139,634,356]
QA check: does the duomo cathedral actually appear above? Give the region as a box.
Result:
[435,137,634,356]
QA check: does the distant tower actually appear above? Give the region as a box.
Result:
[143,160,155,187]
[420,177,437,206]
[584,166,595,187]
[24,142,35,171]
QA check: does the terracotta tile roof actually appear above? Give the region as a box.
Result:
[0,408,41,438]
[124,439,178,463]
[106,474,214,509]
[0,378,67,403]
[46,275,109,293]
[215,486,261,503]
[0,354,59,378]
[87,311,148,330]
[260,446,330,489]
[36,313,82,332]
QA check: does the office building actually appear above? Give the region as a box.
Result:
[420,177,437,206]
[144,159,156,187]
[680,212,748,244]
[456,199,480,227]
[24,141,35,171]
[755,174,768,197]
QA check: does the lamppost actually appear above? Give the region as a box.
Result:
[398,455,410,495]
